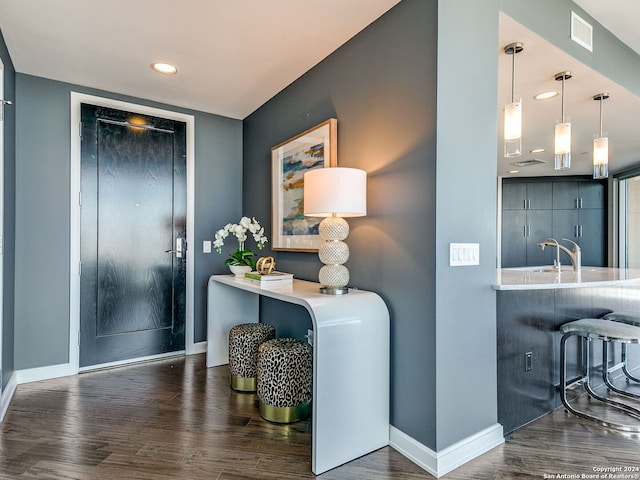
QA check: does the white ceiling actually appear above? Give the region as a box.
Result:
[0,0,401,119]
[1,1,639,177]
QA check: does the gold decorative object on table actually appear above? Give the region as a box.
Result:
[256,256,276,275]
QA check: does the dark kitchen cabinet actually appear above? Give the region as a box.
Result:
[552,209,606,266]
[501,177,606,268]
[551,180,606,266]
[501,209,553,267]
[552,181,604,210]
[503,182,552,210]
[501,181,553,267]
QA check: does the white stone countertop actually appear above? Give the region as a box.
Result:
[494,266,640,290]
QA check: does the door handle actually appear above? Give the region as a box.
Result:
[166,238,186,258]
[176,237,184,258]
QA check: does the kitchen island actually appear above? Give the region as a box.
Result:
[493,266,640,435]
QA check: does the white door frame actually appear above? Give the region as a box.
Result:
[0,59,5,387]
[70,92,196,372]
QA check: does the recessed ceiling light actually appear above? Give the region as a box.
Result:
[530,148,546,153]
[534,91,558,100]
[151,62,177,75]
[508,170,519,174]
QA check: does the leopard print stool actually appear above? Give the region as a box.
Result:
[228,323,276,392]
[256,338,312,423]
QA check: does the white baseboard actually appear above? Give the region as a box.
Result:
[390,423,504,478]
[187,341,207,355]
[16,362,76,384]
[16,343,206,383]
[0,372,17,422]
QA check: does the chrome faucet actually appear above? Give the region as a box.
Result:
[537,237,582,272]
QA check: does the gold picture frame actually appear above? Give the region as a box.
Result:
[271,118,337,251]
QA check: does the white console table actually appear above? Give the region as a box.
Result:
[207,275,390,475]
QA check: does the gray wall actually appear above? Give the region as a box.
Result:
[0,29,15,391]
[244,0,466,451]
[14,74,242,369]
[434,0,499,450]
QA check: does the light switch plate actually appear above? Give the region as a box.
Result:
[203,240,212,253]
[449,243,479,266]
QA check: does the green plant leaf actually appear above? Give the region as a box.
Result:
[223,249,256,268]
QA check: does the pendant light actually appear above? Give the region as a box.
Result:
[593,93,609,179]
[554,71,572,170]
[504,42,523,157]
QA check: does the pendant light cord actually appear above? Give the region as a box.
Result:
[511,51,515,103]
[561,77,565,123]
[599,97,604,137]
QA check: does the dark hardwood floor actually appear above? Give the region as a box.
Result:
[1,354,640,479]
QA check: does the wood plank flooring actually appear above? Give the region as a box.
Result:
[1,354,640,479]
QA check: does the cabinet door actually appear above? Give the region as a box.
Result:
[552,209,579,243]
[501,210,526,267]
[552,182,579,210]
[526,209,554,266]
[527,183,553,210]
[579,181,605,209]
[502,183,527,210]
[579,209,606,266]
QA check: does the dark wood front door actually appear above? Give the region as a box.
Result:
[80,104,186,367]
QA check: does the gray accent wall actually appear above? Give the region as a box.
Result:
[243,0,499,452]
[435,0,499,450]
[14,74,241,369]
[0,29,15,391]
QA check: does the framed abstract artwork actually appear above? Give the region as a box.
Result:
[271,118,337,251]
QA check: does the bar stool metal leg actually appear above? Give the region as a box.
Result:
[602,312,640,383]
[621,343,640,383]
[560,331,640,432]
[602,341,640,400]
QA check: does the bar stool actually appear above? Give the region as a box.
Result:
[228,323,276,391]
[256,338,312,423]
[603,311,640,385]
[560,317,640,432]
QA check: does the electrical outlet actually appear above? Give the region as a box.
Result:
[525,351,533,371]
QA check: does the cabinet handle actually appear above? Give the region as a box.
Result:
[523,225,527,237]
[527,199,531,209]
[524,199,527,210]
[574,225,579,237]
[579,225,583,237]
[574,198,578,209]
[579,198,583,209]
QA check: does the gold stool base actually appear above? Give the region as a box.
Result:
[259,400,311,423]
[230,375,256,392]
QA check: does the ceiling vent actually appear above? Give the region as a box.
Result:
[510,159,547,167]
[571,11,593,52]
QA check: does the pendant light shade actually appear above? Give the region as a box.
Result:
[504,42,523,158]
[593,93,609,179]
[554,71,572,170]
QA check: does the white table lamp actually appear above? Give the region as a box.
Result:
[303,167,367,294]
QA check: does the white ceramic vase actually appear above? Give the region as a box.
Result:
[229,265,252,278]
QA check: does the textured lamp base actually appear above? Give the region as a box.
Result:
[317,216,351,294]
